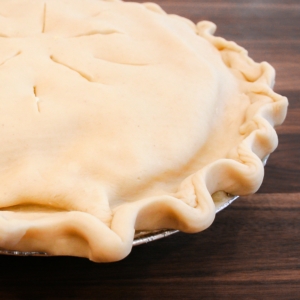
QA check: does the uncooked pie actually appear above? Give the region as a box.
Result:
[0,0,287,262]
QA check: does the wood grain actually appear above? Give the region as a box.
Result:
[0,194,299,299]
[0,0,299,299]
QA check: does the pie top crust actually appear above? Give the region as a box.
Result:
[0,0,287,261]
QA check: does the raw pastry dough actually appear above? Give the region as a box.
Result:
[0,0,287,261]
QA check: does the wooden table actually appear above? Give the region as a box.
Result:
[0,0,299,299]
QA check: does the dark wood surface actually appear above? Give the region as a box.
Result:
[1,1,299,299]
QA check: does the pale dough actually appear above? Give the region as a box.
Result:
[0,0,287,261]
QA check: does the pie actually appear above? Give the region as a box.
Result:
[0,0,288,262]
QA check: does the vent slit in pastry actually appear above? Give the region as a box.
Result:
[69,29,123,38]
[0,51,21,66]
[49,55,103,84]
[41,2,47,34]
[33,86,41,113]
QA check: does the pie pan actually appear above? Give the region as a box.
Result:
[0,0,287,262]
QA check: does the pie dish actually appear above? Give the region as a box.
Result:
[0,0,288,262]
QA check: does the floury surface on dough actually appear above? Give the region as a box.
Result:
[0,0,287,262]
